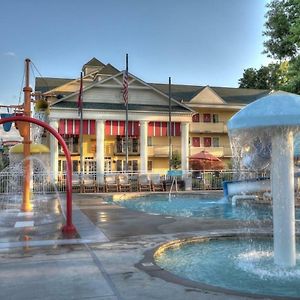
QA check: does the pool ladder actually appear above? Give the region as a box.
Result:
[168,177,178,201]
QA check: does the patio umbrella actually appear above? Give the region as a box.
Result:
[189,150,225,170]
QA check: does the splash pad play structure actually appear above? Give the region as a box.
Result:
[154,92,300,298]
[0,59,75,235]
[0,115,76,235]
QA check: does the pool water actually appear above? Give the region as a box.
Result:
[155,238,300,298]
[114,194,300,221]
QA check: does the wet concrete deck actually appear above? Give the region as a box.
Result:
[0,192,282,300]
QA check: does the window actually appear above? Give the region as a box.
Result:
[58,160,67,172]
[73,160,79,173]
[116,160,139,172]
[203,114,211,123]
[59,136,79,154]
[147,137,153,146]
[132,160,138,171]
[132,138,139,153]
[84,159,96,173]
[116,137,140,154]
[212,137,220,147]
[204,137,212,147]
[116,160,122,172]
[212,114,219,123]
[192,113,200,122]
[105,158,112,172]
[192,137,200,147]
[148,160,153,171]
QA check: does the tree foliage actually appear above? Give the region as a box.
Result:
[239,0,300,94]
[281,56,300,94]
[239,63,288,90]
[170,151,181,169]
[263,0,300,60]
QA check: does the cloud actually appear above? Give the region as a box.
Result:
[3,52,16,57]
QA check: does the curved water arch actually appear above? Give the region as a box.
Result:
[0,115,76,235]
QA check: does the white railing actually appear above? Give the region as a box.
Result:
[0,170,270,194]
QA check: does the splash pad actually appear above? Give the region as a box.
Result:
[0,115,76,235]
[154,92,300,298]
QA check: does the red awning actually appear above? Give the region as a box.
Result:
[58,119,181,137]
[58,119,95,135]
[148,122,181,137]
[105,120,140,136]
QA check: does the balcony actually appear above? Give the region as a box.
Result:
[223,147,232,157]
[189,146,232,157]
[190,122,227,133]
[148,145,181,157]
[114,141,140,156]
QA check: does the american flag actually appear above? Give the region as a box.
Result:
[122,69,128,105]
[77,72,83,116]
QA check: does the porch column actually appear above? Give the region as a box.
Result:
[96,119,105,184]
[140,120,148,174]
[49,118,59,181]
[181,122,189,173]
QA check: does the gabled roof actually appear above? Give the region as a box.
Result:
[51,71,194,114]
[151,83,271,105]
[82,57,106,69]
[210,86,270,104]
[35,57,271,109]
[95,63,119,75]
[35,77,74,94]
[150,83,204,101]
[35,62,120,95]
[189,86,226,105]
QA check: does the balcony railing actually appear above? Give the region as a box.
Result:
[148,145,181,157]
[190,122,227,133]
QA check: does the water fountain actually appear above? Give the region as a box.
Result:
[153,92,300,298]
[228,91,300,268]
[0,59,75,235]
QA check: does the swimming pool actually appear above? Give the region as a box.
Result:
[155,237,300,298]
[113,194,300,221]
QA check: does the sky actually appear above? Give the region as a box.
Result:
[0,0,271,107]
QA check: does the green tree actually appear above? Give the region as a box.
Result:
[170,151,181,169]
[239,0,300,94]
[281,56,300,94]
[263,0,300,60]
[239,63,286,90]
[238,68,257,88]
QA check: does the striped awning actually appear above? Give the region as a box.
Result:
[148,122,181,137]
[58,119,95,135]
[105,120,140,136]
[58,119,181,137]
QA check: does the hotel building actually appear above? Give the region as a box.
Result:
[35,58,270,183]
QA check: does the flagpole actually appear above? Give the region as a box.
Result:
[168,77,172,171]
[78,72,84,188]
[125,54,129,173]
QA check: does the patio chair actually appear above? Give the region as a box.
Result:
[138,174,151,192]
[118,174,131,192]
[150,174,164,192]
[82,174,96,193]
[72,173,82,193]
[105,174,119,192]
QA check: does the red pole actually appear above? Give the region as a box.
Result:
[0,116,76,235]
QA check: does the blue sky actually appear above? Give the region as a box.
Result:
[0,0,270,107]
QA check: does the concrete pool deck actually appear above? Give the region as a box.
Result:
[0,192,293,300]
